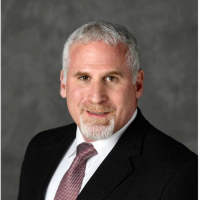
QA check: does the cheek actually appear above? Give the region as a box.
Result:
[110,87,137,132]
[66,84,86,107]
[66,85,86,125]
[116,86,136,103]
[113,87,136,113]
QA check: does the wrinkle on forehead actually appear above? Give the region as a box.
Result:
[68,41,128,70]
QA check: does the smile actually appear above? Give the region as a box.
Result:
[86,111,110,117]
[88,111,108,115]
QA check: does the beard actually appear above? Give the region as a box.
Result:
[79,102,116,141]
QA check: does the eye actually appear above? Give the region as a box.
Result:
[79,76,90,81]
[105,76,118,82]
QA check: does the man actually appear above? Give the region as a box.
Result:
[17,20,197,200]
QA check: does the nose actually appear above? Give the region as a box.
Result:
[88,81,108,104]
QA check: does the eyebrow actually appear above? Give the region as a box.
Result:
[73,70,123,77]
[73,72,91,78]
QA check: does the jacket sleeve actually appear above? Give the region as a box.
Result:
[160,159,198,200]
[17,138,34,200]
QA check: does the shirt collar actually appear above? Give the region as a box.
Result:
[68,109,138,159]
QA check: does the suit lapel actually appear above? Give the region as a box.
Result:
[77,109,150,200]
[29,124,77,200]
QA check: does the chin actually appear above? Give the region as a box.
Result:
[80,117,115,141]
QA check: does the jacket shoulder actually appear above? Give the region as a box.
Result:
[144,124,197,167]
[27,123,77,150]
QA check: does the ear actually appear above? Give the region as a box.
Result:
[135,70,144,99]
[60,70,67,98]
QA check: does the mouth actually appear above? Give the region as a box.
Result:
[86,111,110,117]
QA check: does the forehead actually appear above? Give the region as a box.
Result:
[68,41,128,68]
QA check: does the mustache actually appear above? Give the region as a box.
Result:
[81,102,116,113]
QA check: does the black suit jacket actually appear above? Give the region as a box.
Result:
[17,109,197,200]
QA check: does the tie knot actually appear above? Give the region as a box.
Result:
[76,142,97,160]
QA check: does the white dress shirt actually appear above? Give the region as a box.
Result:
[45,109,137,200]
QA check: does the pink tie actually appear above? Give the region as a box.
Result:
[54,142,98,200]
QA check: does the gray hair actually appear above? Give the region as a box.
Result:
[62,20,140,83]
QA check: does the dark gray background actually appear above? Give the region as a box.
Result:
[2,0,197,200]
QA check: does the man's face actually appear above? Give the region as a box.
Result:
[60,41,144,142]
